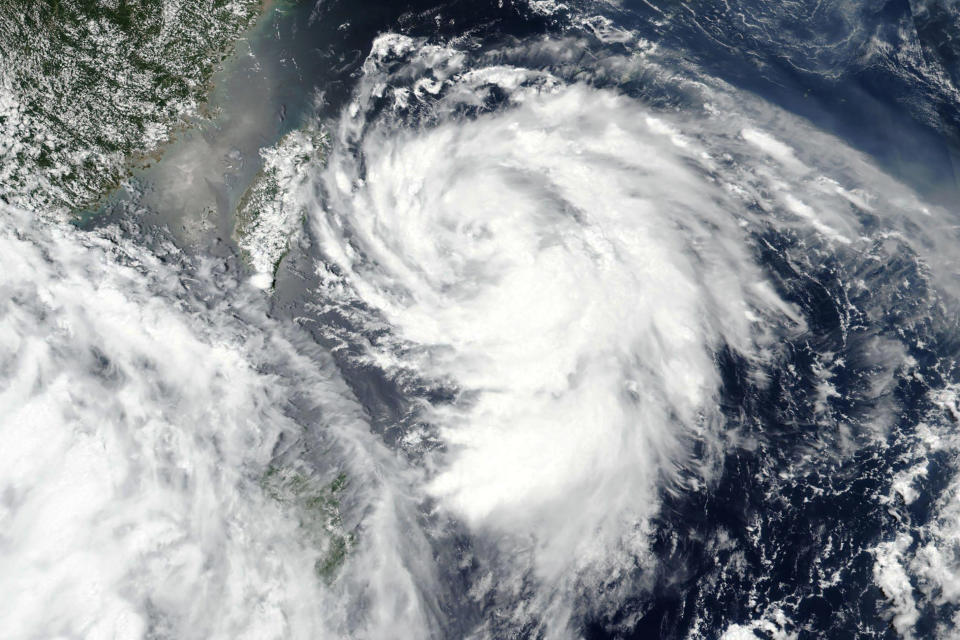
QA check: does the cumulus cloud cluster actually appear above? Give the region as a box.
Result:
[0,206,440,640]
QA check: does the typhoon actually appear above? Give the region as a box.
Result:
[2,1,960,639]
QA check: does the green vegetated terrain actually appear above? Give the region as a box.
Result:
[0,0,263,212]
[235,124,327,287]
[261,464,357,582]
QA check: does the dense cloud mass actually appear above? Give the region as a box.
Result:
[0,205,323,638]
[0,205,435,640]
[3,1,960,639]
